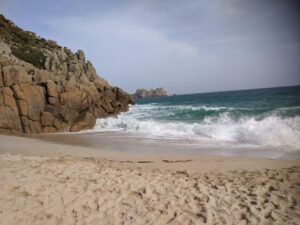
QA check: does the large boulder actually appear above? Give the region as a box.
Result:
[12,85,26,100]
[16,100,28,116]
[76,50,85,62]
[2,87,18,114]
[46,80,59,97]
[35,70,55,83]
[41,111,55,126]
[18,83,45,121]
[2,66,31,86]
[70,112,95,132]
[0,105,22,133]
[116,87,134,105]
[0,87,22,133]
[60,90,83,110]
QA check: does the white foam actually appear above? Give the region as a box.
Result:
[141,104,233,111]
[92,104,300,151]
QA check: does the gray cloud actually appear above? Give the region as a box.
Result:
[1,0,300,94]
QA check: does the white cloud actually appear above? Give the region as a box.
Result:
[44,14,206,93]
[12,0,299,94]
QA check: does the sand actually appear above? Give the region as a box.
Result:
[0,134,300,225]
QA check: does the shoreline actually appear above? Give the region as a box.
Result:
[1,134,300,173]
[26,131,300,160]
[0,134,300,224]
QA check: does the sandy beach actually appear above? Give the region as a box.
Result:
[0,134,300,225]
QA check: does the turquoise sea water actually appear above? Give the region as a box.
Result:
[92,86,300,158]
[137,86,300,122]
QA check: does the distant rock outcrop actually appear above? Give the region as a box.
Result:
[0,15,134,134]
[133,88,167,99]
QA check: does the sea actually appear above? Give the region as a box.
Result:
[88,86,300,159]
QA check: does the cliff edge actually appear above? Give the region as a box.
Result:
[0,15,134,134]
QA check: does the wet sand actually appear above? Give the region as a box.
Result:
[0,134,300,225]
[28,131,300,160]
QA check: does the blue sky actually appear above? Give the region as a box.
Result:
[1,0,300,94]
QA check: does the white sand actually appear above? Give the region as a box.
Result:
[0,134,299,225]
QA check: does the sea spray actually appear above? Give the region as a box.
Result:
[92,86,300,153]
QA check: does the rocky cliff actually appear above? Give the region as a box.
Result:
[133,88,167,99]
[0,15,134,134]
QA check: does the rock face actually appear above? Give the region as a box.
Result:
[0,15,134,134]
[133,88,167,99]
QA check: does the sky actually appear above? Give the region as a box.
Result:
[1,0,300,94]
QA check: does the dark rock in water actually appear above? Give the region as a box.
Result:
[0,15,134,134]
[133,88,167,99]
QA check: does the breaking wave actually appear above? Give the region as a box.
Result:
[93,104,300,150]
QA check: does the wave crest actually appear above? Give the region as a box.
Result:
[93,105,300,150]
